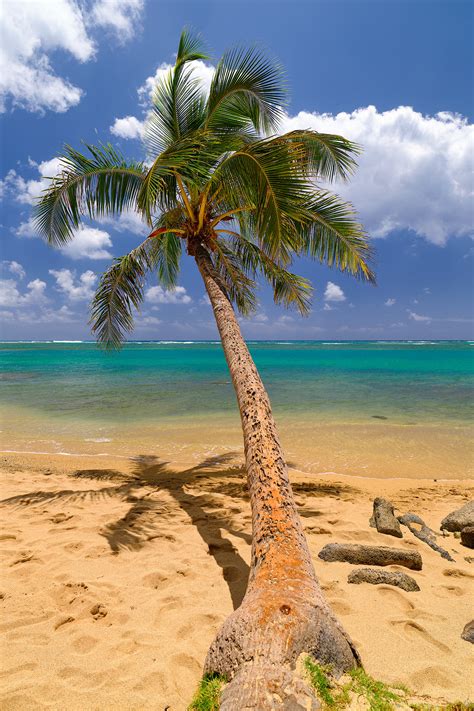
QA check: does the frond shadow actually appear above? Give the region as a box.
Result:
[0,451,356,609]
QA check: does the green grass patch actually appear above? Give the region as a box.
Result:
[303,657,337,707]
[188,673,226,711]
[348,668,403,711]
[304,658,407,711]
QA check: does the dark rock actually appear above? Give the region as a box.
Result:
[347,568,420,592]
[461,526,474,549]
[440,501,474,532]
[318,543,422,570]
[461,620,474,644]
[398,513,455,562]
[370,498,403,538]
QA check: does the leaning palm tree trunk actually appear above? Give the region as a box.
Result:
[196,246,360,709]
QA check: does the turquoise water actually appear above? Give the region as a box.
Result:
[1,340,473,426]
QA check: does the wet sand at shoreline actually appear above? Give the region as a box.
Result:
[1,410,472,480]
[1,450,473,709]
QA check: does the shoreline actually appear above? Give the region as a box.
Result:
[2,415,472,479]
[1,450,473,708]
[0,448,472,483]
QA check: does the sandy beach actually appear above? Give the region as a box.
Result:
[1,449,473,709]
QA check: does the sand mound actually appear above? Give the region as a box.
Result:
[1,451,473,709]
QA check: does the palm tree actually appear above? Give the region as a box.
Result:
[35,30,374,709]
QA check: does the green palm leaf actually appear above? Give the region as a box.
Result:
[230,236,312,314]
[206,46,286,133]
[270,130,360,182]
[210,137,307,261]
[297,192,375,282]
[34,143,148,246]
[213,240,257,315]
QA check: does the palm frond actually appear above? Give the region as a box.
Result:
[271,130,361,182]
[296,191,375,282]
[144,68,208,154]
[231,237,313,314]
[90,242,151,349]
[138,133,213,219]
[34,143,147,246]
[210,137,307,261]
[206,46,286,133]
[148,224,183,288]
[176,28,209,67]
[213,240,257,315]
[144,30,210,154]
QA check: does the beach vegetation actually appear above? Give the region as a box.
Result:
[188,673,226,711]
[34,28,373,707]
[304,657,409,710]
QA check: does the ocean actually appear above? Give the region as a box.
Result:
[1,340,473,478]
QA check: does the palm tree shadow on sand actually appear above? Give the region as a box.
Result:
[2,453,254,609]
[1,454,356,610]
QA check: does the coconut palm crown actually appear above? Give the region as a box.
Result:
[34,29,374,347]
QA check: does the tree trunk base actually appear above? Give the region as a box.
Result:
[205,587,360,710]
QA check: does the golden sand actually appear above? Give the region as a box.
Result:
[1,450,473,709]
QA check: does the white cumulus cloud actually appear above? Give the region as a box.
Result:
[97,209,146,235]
[110,115,144,139]
[0,0,94,113]
[385,298,396,306]
[3,158,62,205]
[2,260,25,279]
[281,106,473,245]
[324,281,346,302]
[0,277,47,308]
[58,226,113,260]
[0,0,144,114]
[146,285,192,305]
[49,269,97,301]
[91,0,143,41]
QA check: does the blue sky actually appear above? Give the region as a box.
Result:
[1,0,473,340]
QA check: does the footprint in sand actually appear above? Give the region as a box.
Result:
[408,665,458,692]
[9,551,35,566]
[54,615,75,630]
[142,571,171,590]
[170,652,202,675]
[58,666,110,690]
[443,568,474,579]
[330,599,352,616]
[376,586,416,612]
[71,635,99,653]
[90,603,108,620]
[0,662,37,678]
[390,619,450,652]
[434,584,466,598]
[132,670,166,693]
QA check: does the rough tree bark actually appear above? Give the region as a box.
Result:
[195,246,360,710]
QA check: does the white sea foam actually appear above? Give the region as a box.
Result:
[0,449,128,458]
[84,438,112,443]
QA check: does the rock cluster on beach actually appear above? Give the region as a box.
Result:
[318,496,474,657]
